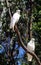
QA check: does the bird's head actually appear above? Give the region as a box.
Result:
[16,10,20,14]
[31,38,35,42]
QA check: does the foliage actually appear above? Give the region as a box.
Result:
[0,0,41,65]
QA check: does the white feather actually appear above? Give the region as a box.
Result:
[10,10,21,31]
[27,38,35,61]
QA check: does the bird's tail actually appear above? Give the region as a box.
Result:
[9,17,14,31]
[27,53,33,61]
[10,21,14,31]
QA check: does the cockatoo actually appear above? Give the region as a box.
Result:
[10,10,21,31]
[27,38,35,61]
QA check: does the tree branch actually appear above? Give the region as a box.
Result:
[5,0,41,65]
[5,0,12,18]
[14,25,41,65]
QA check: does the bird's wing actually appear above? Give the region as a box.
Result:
[27,41,35,52]
[10,17,14,28]
[27,44,33,51]
[13,13,20,21]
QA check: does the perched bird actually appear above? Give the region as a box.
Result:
[10,10,21,31]
[27,38,35,61]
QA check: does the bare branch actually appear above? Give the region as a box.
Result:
[5,0,12,18]
[14,25,41,65]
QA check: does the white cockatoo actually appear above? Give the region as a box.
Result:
[27,38,35,61]
[10,10,21,31]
